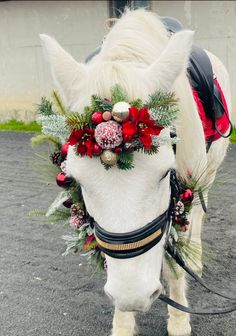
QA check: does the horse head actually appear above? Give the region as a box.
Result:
[40,10,194,312]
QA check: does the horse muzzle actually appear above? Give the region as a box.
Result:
[105,284,163,312]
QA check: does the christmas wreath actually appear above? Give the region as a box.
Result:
[31,85,202,274]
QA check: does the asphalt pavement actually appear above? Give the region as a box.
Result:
[0,132,235,336]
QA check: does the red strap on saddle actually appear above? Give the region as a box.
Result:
[192,78,230,143]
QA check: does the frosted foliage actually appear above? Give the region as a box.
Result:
[38,115,70,143]
[150,106,178,127]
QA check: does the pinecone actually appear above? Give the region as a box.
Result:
[50,151,63,166]
[70,203,84,217]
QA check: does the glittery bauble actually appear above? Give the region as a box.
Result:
[100,150,118,166]
[95,120,123,149]
[69,215,83,229]
[112,102,130,122]
[56,172,73,188]
[180,189,194,204]
[114,146,122,154]
[93,143,103,155]
[102,111,112,121]
[92,111,103,124]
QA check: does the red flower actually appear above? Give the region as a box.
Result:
[83,233,96,251]
[122,107,163,149]
[68,128,95,158]
[122,121,137,142]
[85,233,95,245]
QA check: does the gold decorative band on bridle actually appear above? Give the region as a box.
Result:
[95,228,162,251]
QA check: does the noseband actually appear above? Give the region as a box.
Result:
[95,209,169,259]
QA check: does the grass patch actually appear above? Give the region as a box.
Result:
[0,118,41,132]
[0,118,235,143]
[230,128,236,144]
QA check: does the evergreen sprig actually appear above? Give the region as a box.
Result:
[111,84,128,104]
[146,91,178,109]
[37,97,55,116]
[90,95,112,112]
[66,112,90,130]
[151,106,178,127]
[31,133,61,148]
[117,152,134,170]
[52,90,68,115]
[129,98,143,109]
[136,145,159,155]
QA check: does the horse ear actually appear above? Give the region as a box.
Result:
[145,30,194,91]
[40,34,87,107]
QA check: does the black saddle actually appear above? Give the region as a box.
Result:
[161,16,225,124]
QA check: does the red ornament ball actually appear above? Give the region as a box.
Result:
[114,146,122,154]
[56,172,73,188]
[95,120,123,149]
[61,142,70,157]
[92,112,103,124]
[180,189,194,204]
[93,143,103,155]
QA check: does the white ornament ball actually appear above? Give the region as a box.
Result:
[95,120,123,149]
[112,101,131,122]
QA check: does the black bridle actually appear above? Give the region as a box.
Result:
[93,169,236,315]
[95,206,169,259]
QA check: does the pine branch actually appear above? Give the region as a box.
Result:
[52,90,68,115]
[90,95,112,112]
[111,84,128,104]
[100,159,113,170]
[136,145,159,155]
[31,134,61,148]
[46,209,71,222]
[129,98,143,109]
[28,209,46,217]
[32,154,61,182]
[117,152,134,170]
[151,105,178,127]
[36,97,54,116]
[66,112,90,130]
[146,91,178,109]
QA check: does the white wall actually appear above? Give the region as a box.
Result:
[152,0,236,112]
[0,1,108,121]
[1,1,235,121]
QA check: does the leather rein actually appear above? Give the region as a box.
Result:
[93,170,236,315]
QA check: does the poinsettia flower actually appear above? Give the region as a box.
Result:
[122,107,163,149]
[122,121,137,142]
[83,233,97,251]
[68,128,95,158]
[85,233,95,245]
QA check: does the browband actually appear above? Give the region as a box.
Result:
[94,209,169,259]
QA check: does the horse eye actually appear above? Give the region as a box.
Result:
[160,169,171,182]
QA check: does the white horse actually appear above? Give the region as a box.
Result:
[40,9,231,336]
